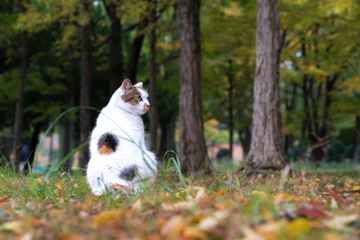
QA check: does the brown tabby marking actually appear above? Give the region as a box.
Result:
[121,87,142,105]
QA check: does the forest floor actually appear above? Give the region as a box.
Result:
[0,162,359,240]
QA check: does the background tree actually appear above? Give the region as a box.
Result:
[177,0,210,173]
[246,0,287,171]
[11,0,28,172]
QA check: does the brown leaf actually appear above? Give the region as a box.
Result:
[57,232,84,240]
[109,184,131,193]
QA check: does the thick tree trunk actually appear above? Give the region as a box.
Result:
[177,0,210,174]
[228,59,234,159]
[149,0,158,154]
[79,0,92,170]
[12,29,28,172]
[103,0,124,94]
[246,0,287,170]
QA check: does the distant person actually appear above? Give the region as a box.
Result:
[20,144,30,163]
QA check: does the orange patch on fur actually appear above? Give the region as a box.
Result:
[98,145,114,155]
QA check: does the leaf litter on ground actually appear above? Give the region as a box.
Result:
[0,164,359,239]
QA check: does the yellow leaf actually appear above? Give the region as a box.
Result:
[183,227,207,240]
[282,218,310,239]
[1,220,24,232]
[93,210,125,227]
[160,215,186,239]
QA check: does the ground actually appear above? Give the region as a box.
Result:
[0,162,359,240]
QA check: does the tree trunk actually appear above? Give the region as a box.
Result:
[159,122,176,162]
[12,29,28,172]
[127,16,148,83]
[238,126,251,159]
[149,0,158,154]
[61,48,76,172]
[177,0,210,174]
[23,122,41,174]
[228,59,234,159]
[246,0,287,170]
[79,0,92,170]
[103,0,124,95]
[353,115,360,164]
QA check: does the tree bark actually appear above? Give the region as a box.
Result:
[238,126,251,159]
[353,115,360,164]
[103,0,124,95]
[61,48,76,172]
[23,122,41,174]
[12,28,28,172]
[228,59,234,159]
[149,0,158,154]
[79,0,92,170]
[126,15,148,83]
[246,0,287,170]
[177,0,210,174]
[159,122,176,161]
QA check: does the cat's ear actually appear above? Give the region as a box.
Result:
[134,82,143,89]
[121,79,133,94]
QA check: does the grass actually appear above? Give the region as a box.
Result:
[0,161,360,239]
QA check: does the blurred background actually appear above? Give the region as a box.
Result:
[0,0,359,171]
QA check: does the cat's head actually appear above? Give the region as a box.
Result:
[111,79,150,116]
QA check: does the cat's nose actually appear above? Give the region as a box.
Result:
[144,103,150,110]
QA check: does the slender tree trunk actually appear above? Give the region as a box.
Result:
[228,59,234,159]
[12,29,28,172]
[159,122,176,161]
[353,115,360,164]
[61,48,76,172]
[177,0,210,174]
[238,126,251,159]
[23,122,41,174]
[127,17,148,83]
[149,0,158,154]
[79,0,92,169]
[103,0,124,94]
[246,0,287,170]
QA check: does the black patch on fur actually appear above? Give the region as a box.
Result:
[119,166,137,181]
[97,133,119,154]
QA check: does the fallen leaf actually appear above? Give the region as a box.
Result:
[183,227,207,240]
[131,199,142,212]
[109,184,131,193]
[0,196,11,202]
[296,206,327,219]
[57,232,83,240]
[198,218,219,232]
[324,214,359,230]
[194,188,208,203]
[282,218,310,239]
[93,210,125,227]
[160,215,185,239]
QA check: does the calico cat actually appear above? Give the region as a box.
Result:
[86,79,157,195]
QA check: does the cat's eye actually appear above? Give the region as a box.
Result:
[136,96,142,101]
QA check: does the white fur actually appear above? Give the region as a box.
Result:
[86,81,157,195]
